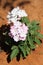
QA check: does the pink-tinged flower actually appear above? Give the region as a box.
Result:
[8,21,28,42]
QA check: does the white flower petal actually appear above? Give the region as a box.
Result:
[17,10,27,17]
[11,7,19,15]
[13,35,19,42]
[7,7,28,24]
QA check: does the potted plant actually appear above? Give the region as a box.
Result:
[0,7,43,61]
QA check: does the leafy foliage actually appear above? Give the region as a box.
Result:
[10,47,19,60]
[3,17,43,60]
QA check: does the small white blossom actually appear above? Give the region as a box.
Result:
[7,7,27,24]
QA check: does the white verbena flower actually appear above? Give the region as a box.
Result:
[9,21,28,42]
[7,7,27,24]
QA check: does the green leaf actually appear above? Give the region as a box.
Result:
[5,41,9,45]
[20,40,30,55]
[11,46,17,50]
[30,30,35,35]
[31,20,39,25]
[21,17,29,22]
[21,17,30,26]
[33,25,40,31]
[23,44,30,55]
[10,48,19,60]
[19,45,26,57]
[37,33,43,39]
[29,21,40,31]
[28,35,36,49]
[26,46,30,54]
[35,37,41,45]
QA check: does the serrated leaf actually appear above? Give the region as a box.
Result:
[11,46,17,50]
[30,30,35,35]
[10,48,19,60]
[26,46,30,54]
[31,20,39,25]
[33,25,40,31]
[35,37,41,45]
[21,17,29,22]
[28,35,36,49]
[19,45,26,57]
[37,33,43,39]
[21,17,30,26]
[23,44,30,55]
[30,21,40,31]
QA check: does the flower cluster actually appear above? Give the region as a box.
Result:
[7,7,27,24]
[7,7,28,42]
[9,21,28,42]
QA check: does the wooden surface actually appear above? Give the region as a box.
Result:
[0,0,43,65]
